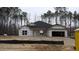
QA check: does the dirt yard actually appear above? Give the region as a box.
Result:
[0,36,75,51]
[0,44,74,51]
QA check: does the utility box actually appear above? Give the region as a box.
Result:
[75,28,79,51]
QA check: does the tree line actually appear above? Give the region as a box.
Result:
[41,7,79,28]
[41,7,79,37]
[0,7,79,36]
[0,7,28,35]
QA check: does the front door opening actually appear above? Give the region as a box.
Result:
[52,31,65,37]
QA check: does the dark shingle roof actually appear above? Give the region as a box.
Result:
[28,21,52,28]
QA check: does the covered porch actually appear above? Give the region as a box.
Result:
[30,28,48,37]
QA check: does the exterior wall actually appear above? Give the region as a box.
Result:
[19,26,33,36]
[51,25,65,29]
[65,30,68,37]
[47,25,68,37]
[19,25,68,37]
[47,30,52,37]
[33,30,47,36]
[47,29,68,37]
[33,30,40,36]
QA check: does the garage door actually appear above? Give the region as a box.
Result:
[52,31,65,37]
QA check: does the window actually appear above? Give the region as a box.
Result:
[22,30,27,35]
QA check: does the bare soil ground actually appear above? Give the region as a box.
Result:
[0,36,75,51]
[0,44,74,51]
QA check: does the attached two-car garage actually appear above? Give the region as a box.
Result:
[48,24,68,37]
[48,29,68,37]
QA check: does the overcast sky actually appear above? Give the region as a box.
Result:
[20,7,79,22]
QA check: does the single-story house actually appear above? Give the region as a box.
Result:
[19,21,68,37]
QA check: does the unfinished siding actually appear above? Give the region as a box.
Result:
[19,21,68,38]
[48,30,67,37]
[47,25,68,37]
[19,26,33,36]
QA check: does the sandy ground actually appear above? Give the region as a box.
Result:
[0,44,74,51]
[0,36,75,51]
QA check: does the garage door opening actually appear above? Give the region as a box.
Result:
[52,31,65,37]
